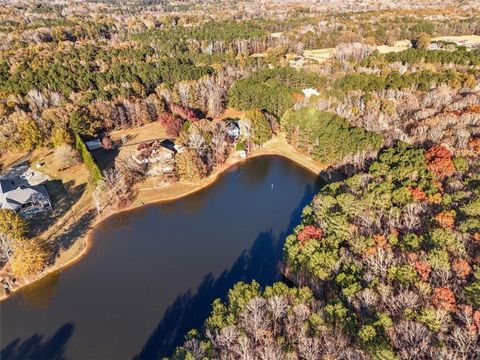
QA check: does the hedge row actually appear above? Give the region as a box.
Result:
[74,134,103,183]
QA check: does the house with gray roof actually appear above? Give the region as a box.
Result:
[0,179,51,216]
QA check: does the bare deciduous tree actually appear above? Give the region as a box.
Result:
[0,232,15,264]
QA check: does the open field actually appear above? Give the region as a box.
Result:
[110,121,169,148]
[303,47,336,63]
[297,34,480,64]
[377,39,412,54]
[0,151,30,171]
[108,121,169,161]
[431,34,480,48]
[215,107,245,120]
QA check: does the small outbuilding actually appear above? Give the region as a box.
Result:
[85,139,102,150]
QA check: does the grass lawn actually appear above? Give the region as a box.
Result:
[303,48,336,63]
[0,151,29,172]
[110,122,169,149]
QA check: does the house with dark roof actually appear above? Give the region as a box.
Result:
[0,179,51,216]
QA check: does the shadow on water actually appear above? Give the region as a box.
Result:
[134,175,323,359]
[0,323,74,360]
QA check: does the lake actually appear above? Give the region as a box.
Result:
[1,156,320,360]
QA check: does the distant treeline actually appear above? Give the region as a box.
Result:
[363,48,480,66]
[0,45,213,99]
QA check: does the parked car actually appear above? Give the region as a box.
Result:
[20,171,34,179]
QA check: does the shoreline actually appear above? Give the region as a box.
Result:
[0,136,324,302]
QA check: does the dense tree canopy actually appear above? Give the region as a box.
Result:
[228,68,325,118]
[176,141,480,359]
[281,106,383,163]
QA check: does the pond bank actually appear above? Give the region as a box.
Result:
[0,135,324,302]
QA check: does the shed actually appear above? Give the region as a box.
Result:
[85,139,102,150]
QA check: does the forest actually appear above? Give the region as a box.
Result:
[175,141,480,359]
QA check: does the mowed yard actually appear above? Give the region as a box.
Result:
[108,121,170,159]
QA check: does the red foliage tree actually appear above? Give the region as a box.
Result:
[425,144,455,178]
[137,142,149,151]
[170,103,200,122]
[452,258,472,280]
[432,287,456,312]
[297,225,323,243]
[101,136,113,150]
[407,253,431,282]
[158,113,184,137]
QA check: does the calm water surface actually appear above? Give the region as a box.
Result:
[1,156,319,359]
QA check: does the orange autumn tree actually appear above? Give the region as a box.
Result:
[407,253,431,281]
[297,225,323,243]
[432,287,456,312]
[407,186,427,201]
[468,137,480,156]
[425,144,455,178]
[452,259,472,280]
[435,211,455,230]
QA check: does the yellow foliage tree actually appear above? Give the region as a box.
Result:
[415,33,431,50]
[10,239,49,278]
[464,74,477,89]
[175,149,207,182]
[16,115,43,150]
[0,209,28,240]
[51,127,73,147]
